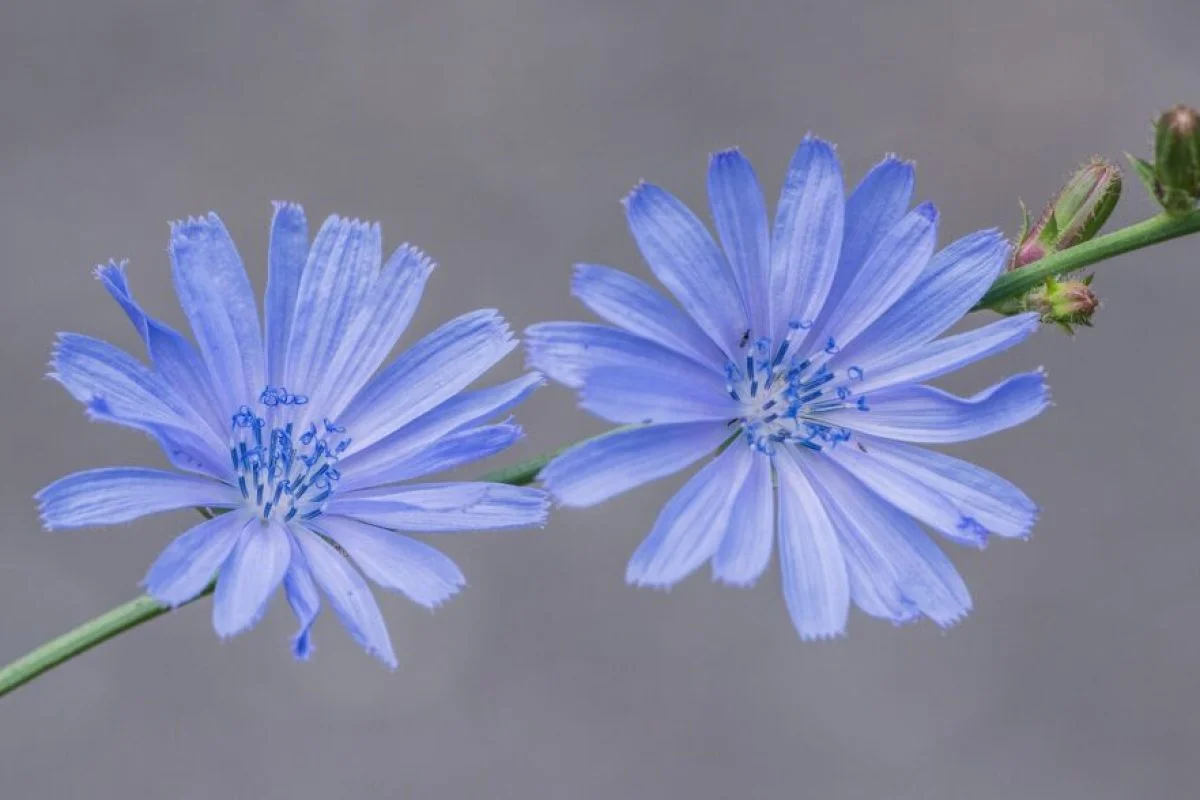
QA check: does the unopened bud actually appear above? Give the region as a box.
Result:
[1129,104,1200,214]
[1011,159,1121,269]
[1026,276,1099,333]
[1155,105,1200,212]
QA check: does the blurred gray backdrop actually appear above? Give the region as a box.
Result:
[2,1,1198,798]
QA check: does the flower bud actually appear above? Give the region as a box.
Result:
[1155,105,1200,212]
[1011,159,1121,269]
[1129,104,1200,214]
[1026,276,1099,333]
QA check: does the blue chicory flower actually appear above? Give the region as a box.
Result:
[38,204,548,666]
[527,137,1048,638]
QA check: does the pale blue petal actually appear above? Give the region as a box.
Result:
[321,244,434,419]
[327,482,548,531]
[50,334,227,471]
[708,149,769,330]
[803,456,971,626]
[315,515,465,609]
[36,468,239,530]
[282,537,321,660]
[541,421,730,507]
[855,313,1040,394]
[711,449,774,587]
[338,373,542,491]
[853,436,1038,539]
[625,183,747,355]
[827,444,991,548]
[831,156,916,302]
[354,422,523,487]
[572,264,726,372]
[295,529,397,668]
[264,203,309,388]
[775,448,849,639]
[169,213,265,409]
[95,261,224,434]
[526,322,728,390]
[339,310,516,454]
[822,372,1049,443]
[768,136,845,342]
[580,365,737,425]
[212,518,292,638]
[285,216,380,406]
[837,229,1010,368]
[626,443,753,588]
[142,509,254,607]
[814,202,938,354]
[51,333,199,430]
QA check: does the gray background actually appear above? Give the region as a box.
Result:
[1,0,1198,797]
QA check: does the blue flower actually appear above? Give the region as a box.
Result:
[37,204,548,666]
[527,138,1048,638]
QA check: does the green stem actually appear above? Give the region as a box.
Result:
[975,210,1200,310]
[0,449,563,700]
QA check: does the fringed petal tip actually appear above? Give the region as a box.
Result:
[878,151,917,169]
[708,146,744,165]
[92,259,128,281]
[271,200,305,216]
[620,179,650,208]
[796,627,847,643]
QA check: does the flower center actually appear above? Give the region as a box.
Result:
[228,386,352,522]
[724,322,867,456]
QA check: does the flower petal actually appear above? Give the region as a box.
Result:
[838,229,1010,368]
[775,449,849,639]
[328,482,548,531]
[541,421,730,507]
[829,156,916,305]
[708,149,770,331]
[625,183,747,355]
[852,436,1038,539]
[580,365,738,425]
[711,449,774,587]
[854,313,1040,394]
[95,261,224,434]
[338,373,542,491]
[315,515,465,609]
[36,468,239,530]
[169,213,265,409]
[51,334,198,429]
[526,322,728,390]
[626,443,753,588]
[339,310,516,454]
[355,422,523,487]
[285,216,381,407]
[295,529,397,668]
[827,443,991,548]
[142,509,254,607]
[803,456,971,627]
[212,518,292,638]
[264,203,309,388]
[768,136,844,342]
[823,372,1049,443]
[321,244,435,419]
[282,537,321,660]
[572,264,725,372]
[815,202,938,354]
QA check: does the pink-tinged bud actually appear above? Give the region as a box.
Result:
[1011,159,1122,269]
[1026,276,1099,333]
